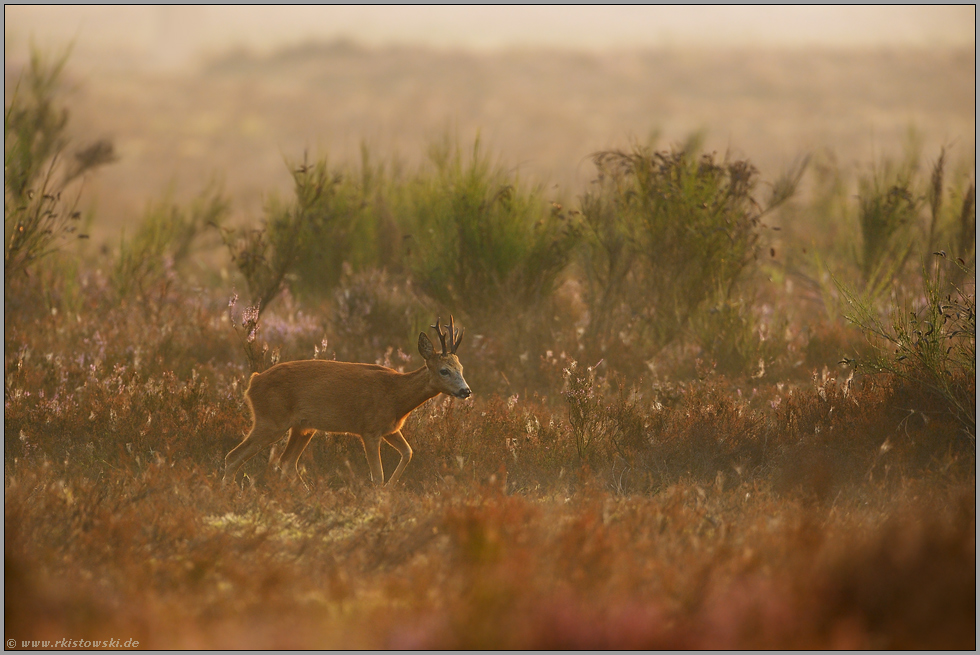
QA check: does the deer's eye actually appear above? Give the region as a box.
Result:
[440,369,450,376]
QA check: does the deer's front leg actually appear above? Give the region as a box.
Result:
[361,433,385,485]
[382,430,413,486]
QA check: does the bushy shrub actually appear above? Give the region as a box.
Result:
[404,137,579,325]
[855,149,920,294]
[691,299,785,378]
[286,150,395,300]
[853,143,975,297]
[578,141,803,369]
[840,255,976,439]
[221,150,390,314]
[113,184,228,300]
[329,267,429,365]
[4,48,115,281]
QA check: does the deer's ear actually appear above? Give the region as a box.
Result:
[418,332,435,359]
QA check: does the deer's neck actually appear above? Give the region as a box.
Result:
[392,366,440,418]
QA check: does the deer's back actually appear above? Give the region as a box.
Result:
[245,359,404,434]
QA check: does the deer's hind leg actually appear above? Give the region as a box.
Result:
[223,420,286,485]
[360,433,385,486]
[275,427,316,481]
[382,430,413,486]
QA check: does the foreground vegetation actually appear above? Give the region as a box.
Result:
[4,49,975,648]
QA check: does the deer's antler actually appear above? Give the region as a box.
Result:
[446,315,464,354]
[431,315,464,355]
[431,316,450,354]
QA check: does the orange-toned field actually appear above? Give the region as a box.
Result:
[4,42,975,649]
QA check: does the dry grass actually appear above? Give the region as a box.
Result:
[4,42,975,649]
[4,269,975,649]
[5,463,975,649]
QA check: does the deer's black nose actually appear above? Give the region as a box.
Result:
[457,388,472,399]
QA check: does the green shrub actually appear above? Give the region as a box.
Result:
[287,149,394,300]
[691,299,784,378]
[113,184,228,300]
[578,140,803,360]
[4,48,115,281]
[853,143,975,297]
[404,137,579,325]
[840,255,976,439]
[855,150,920,295]
[329,267,429,365]
[222,150,390,314]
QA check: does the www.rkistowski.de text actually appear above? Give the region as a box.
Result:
[7,638,139,649]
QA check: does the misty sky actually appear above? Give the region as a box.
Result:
[6,5,975,70]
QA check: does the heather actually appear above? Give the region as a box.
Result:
[4,47,975,649]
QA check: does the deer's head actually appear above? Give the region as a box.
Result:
[418,315,471,399]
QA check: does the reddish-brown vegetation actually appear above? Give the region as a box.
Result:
[4,269,975,648]
[4,42,975,649]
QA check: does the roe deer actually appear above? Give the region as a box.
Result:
[223,316,471,487]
